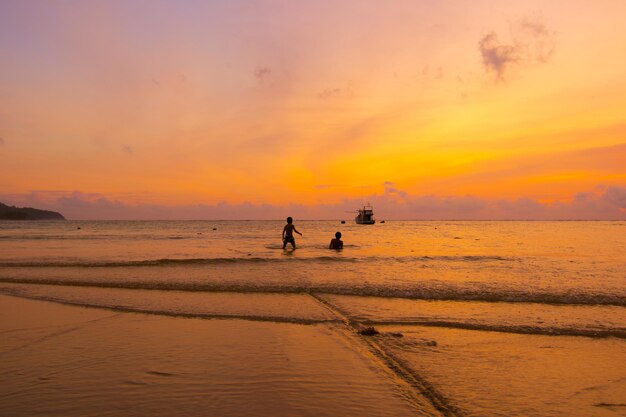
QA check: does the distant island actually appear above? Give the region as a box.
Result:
[0,202,65,220]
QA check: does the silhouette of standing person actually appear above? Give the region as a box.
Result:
[282,217,302,249]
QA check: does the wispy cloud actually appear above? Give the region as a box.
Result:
[418,65,445,81]
[254,66,271,82]
[318,85,354,100]
[479,16,556,80]
[516,17,556,63]
[319,87,342,99]
[383,181,407,198]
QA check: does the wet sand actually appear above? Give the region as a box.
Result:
[0,283,338,324]
[2,285,625,417]
[378,325,626,417]
[0,294,439,417]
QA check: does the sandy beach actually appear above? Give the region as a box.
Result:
[0,293,441,417]
[2,285,625,417]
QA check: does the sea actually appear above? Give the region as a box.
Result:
[1,220,625,416]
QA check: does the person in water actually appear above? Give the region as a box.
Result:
[329,231,343,249]
[282,217,302,249]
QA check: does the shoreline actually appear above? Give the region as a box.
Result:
[2,288,625,416]
[0,293,443,417]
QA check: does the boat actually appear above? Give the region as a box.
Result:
[355,204,375,224]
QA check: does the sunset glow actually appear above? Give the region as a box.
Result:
[1,0,625,219]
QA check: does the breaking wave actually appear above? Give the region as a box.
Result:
[0,288,623,339]
[0,277,624,306]
[0,255,514,268]
[366,320,626,339]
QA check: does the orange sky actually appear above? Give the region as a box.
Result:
[1,0,625,219]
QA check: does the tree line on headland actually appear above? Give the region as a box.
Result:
[0,202,65,220]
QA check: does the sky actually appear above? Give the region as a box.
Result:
[1,0,625,219]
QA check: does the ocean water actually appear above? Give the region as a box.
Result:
[1,220,624,305]
[1,220,625,416]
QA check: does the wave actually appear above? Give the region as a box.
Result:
[0,235,197,241]
[0,257,358,267]
[0,290,335,325]
[366,320,626,339]
[1,277,624,307]
[1,289,623,339]
[0,255,514,268]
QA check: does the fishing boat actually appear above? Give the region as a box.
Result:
[355,204,375,224]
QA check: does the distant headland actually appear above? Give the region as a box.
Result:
[0,202,65,220]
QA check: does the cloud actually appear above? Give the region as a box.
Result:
[383,182,407,198]
[2,186,625,220]
[336,116,381,147]
[478,16,555,80]
[603,186,626,208]
[478,32,520,79]
[318,85,354,100]
[57,191,126,210]
[319,87,343,99]
[418,65,445,81]
[370,185,626,219]
[517,17,556,63]
[254,66,271,82]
